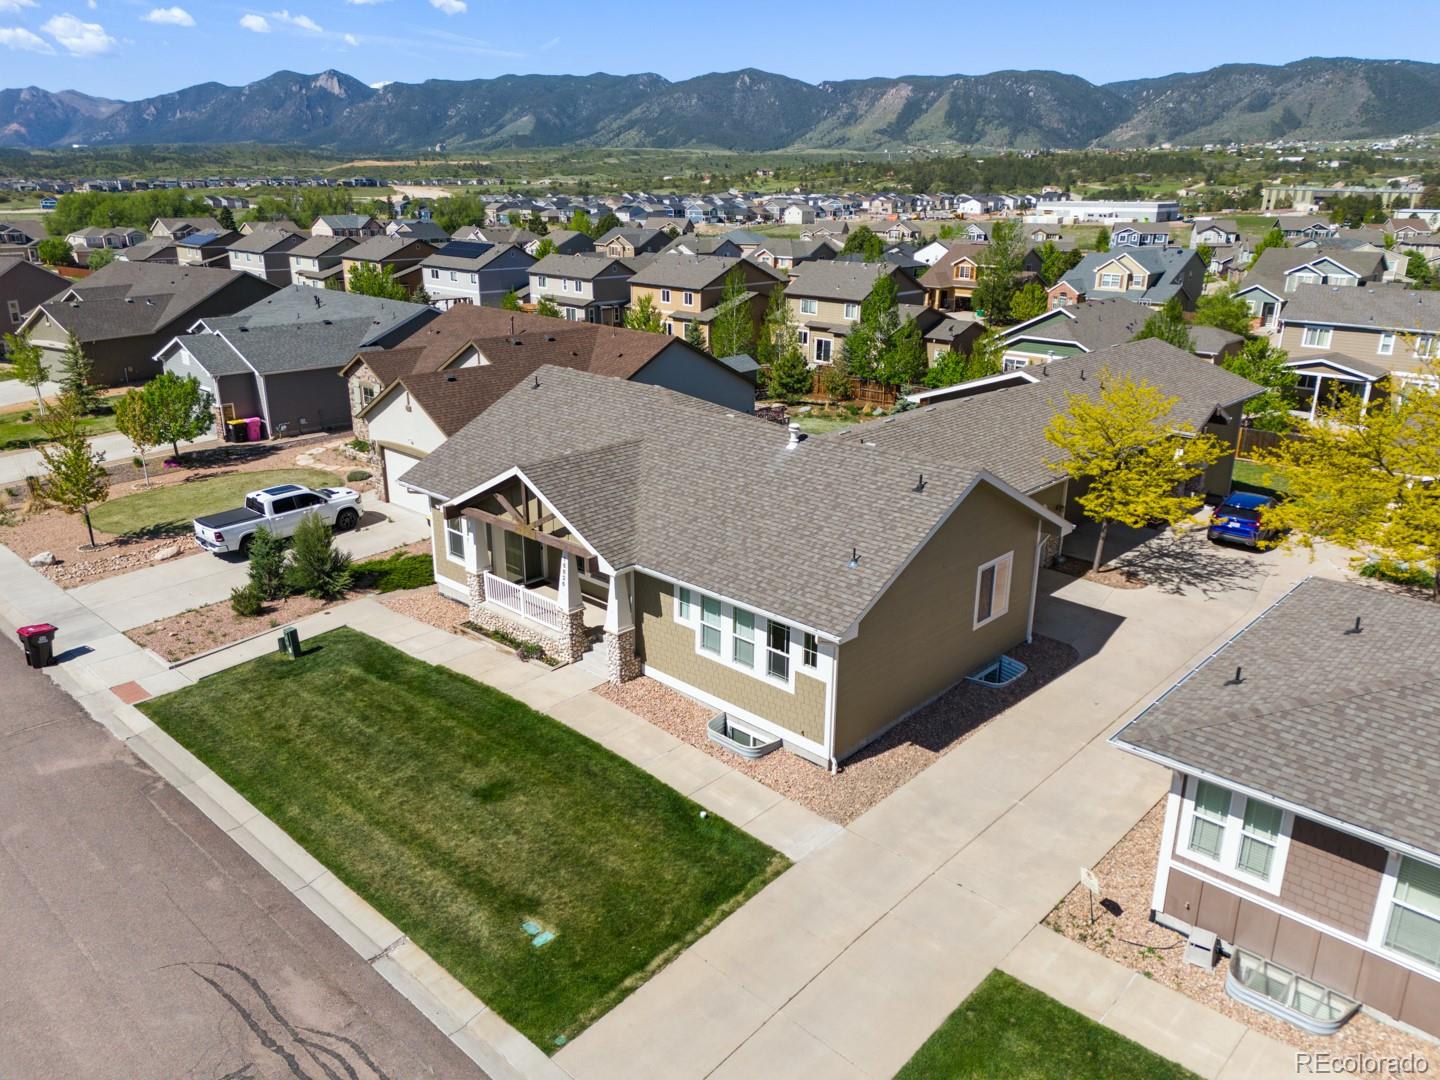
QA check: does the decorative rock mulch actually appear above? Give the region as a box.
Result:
[597,635,1079,825]
[1045,801,1439,1069]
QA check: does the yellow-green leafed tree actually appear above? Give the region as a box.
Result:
[1261,371,1440,599]
[1046,371,1225,572]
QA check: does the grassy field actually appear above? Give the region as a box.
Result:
[896,970,1200,1080]
[88,467,339,537]
[1231,458,1293,499]
[139,627,785,1049]
[0,406,118,451]
[1232,214,1280,237]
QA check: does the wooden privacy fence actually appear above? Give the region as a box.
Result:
[807,372,900,408]
[1237,426,1307,458]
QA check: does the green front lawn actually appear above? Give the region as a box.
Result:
[138,627,785,1049]
[351,550,434,592]
[896,971,1200,1080]
[89,467,340,537]
[0,406,118,450]
[1231,458,1293,500]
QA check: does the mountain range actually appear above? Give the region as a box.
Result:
[4,58,1440,152]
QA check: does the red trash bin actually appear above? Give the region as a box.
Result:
[16,622,57,668]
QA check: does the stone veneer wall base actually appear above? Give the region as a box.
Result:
[605,628,640,685]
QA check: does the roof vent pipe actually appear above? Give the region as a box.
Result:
[787,422,802,446]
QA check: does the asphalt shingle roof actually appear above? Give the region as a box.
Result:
[344,235,435,263]
[39,262,261,343]
[627,253,746,290]
[1059,248,1198,305]
[402,364,1009,638]
[1238,246,1386,299]
[529,252,633,280]
[787,260,910,303]
[1113,577,1440,856]
[837,339,1259,494]
[1003,298,1153,352]
[1282,282,1440,334]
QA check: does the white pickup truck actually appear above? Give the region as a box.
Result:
[192,483,362,556]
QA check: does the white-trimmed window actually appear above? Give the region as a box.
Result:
[1179,777,1293,890]
[444,516,465,562]
[676,586,693,620]
[661,288,672,303]
[1301,326,1333,349]
[682,291,694,307]
[699,595,722,654]
[843,302,859,320]
[1378,331,1396,356]
[1187,779,1230,860]
[974,552,1013,628]
[802,631,818,669]
[814,337,833,364]
[537,274,547,287]
[1381,856,1440,970]
[1098,271,1124,290]
[766,621,791,681]
[1417,336,1437,359]
[733,607,755,668]
[800,298,818,315]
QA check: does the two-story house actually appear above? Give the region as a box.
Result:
[594,227,670,260]
[420,241,535,308]
[175,230,241,268]
[1234,247,1388,332]
[0,218,46,262]
[287,235,357,288]
[1277,216,1338,241]
[0,257,67,337]
[227,229,307,286]
[150,216,224,241]
[749,238,838,271]
[341,235,438,294]
[627,254,784,346]
[996,297,1151,370]
[1050,248,1205,310]
[1192,219,1242,247]
[66,226,145,253]
[1112,578,1440,1042]
[311,214,385,239]
[785,260,925,365]
[919,242,988,312]
[529,253,636,324]
[1111,223,1180,248]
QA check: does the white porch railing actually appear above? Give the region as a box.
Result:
[483,571,567,633]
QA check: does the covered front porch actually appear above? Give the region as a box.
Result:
[441,474,639,680]
[1282,353,1387,422]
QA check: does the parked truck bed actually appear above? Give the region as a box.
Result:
[193,507,263,530]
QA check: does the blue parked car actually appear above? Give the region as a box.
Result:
[1208,492,1279,548]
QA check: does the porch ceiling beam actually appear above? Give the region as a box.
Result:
[493,490,527,524]
[460,506,591,558]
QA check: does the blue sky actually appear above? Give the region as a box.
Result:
[2,0,1439,100]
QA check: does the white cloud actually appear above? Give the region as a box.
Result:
[239,12,269,31]
[142,6,195,26]
[0,0,37,13]
[369,80,392,89]
[343,31,357,46]
[270,9,321,31]
[430,0,466,14]
[0,25,53,52]
[43,13,117,55]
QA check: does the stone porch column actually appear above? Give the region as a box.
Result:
[603,568,639,685]
[558,552,590,664]
[464,516,488,620]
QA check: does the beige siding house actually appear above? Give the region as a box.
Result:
[785,261,924,365]
[400,365,1070,767]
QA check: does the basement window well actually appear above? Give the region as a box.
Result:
[1225,949,1360,1035]
[707,712,781,759]
[966,654,1027,688]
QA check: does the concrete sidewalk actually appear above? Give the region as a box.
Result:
[0,428,216,486]
[67,494,428,630]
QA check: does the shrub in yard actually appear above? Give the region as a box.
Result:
[346,470,371,482]
[1359,560,1435,589]
[229,584,263,617]
[285,512,352,599]
[351,551,434,592]
[347,438,371,453]
[247,526,289,600]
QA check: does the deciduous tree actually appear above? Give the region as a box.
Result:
[37,237,72,266]
[1009,281,1049,323]
[1221,339,1298,433]
[1194,285,1254,336]
[1132,296,1194,353]
[535,297,561,319]
[1253,227,1288,259]
[1045,372,1224,571]
[708,267,754,359]
[113,388,161,486]
[3,331,48,412]
[37,393,109,548]
[346,262,410,301]
[973,220,1024,323]
[841,225,884,261]
[501,290,522,311]
[623,293,661,333]
[140,371,214,461]
[923,328,1005,388]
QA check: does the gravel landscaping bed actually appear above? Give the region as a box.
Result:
[379,585,469,631]
[129,593,339,663]
[1045,802,1438,1069]
[596,635,1078,825]
[0,438,366,587]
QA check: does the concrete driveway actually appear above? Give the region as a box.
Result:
[0,377,59,410]
[0,626,485,1079]
[67,495,431,631]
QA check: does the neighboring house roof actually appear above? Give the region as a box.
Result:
[530,252,634,280]
[1189,324,1244,358]
[317,214,376,231]
[1058,248,1200,305]
[402,364,1065,639]
[422,241,529,273]
[392,220,452,244]
[1282,351,1389,381]
[178,286,431,375]
[288,235,357,259]
[715,353,761,376]
[35,262,268,343]
[179,332,249,375]
[1003,297,1153,352]
[594,227,666,250]
[345,235,434,263]
[1112,576,1440,857]
[628,254,774,291]
[0,256,69,314]
[753,238,835,261]
[918,242,987,289]
[354,305,737,435]
[657,234,741,257]
[1281,282,1440,333]
[787,260,915,303]
[118,238,176,262]
[1194,219,1239,235]
[845,339,1259,494]
[154,217,223,235]
[229,229,302,254]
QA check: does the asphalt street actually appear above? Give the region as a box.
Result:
[0,641,486,1079]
